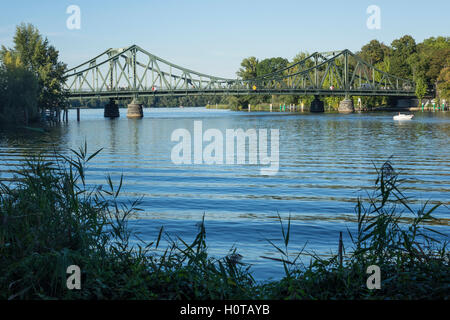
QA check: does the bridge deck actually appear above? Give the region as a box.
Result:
[68,88,416,100]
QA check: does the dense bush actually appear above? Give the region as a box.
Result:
[0,61,39,124]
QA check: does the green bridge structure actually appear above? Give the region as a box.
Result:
[64,45,417,117]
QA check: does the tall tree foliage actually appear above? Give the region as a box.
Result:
[408,37,450,92]
[0,53,39,124]
[438,65,450,100]
[390,35,417,79]
[1,23,67,114]
[237,57,259,80]
[256,57,288,77]
[415,77,427,104]
[359,40,390,65]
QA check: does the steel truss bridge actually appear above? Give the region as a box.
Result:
[64,45,416,100]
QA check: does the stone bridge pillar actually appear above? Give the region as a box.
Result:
[127,98,144,119]
[104,99,120,118]
[338,97,354,113]
[310,96,324,113]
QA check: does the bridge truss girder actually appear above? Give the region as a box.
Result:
[64,46,416,100]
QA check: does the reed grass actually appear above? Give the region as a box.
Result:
[0,147,448,300]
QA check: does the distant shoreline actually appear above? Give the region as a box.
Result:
[206,104,428,112]
[66,105,436,112]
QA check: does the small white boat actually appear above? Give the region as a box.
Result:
[393,113,414,121]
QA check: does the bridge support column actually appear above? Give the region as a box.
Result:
[127,98,144,119]
[104,99,120,118]
[338,98,354,113]
[310,96,324,113]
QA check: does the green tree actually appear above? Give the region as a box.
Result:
[1,23,67,115]
[415,77,427,104]
[256,57,288,77]
[290,52,315,108]
[390,35,417,79]
[408,37,450,89]
[0,53,39,124]
[437,65,450,101]
[359,40,390,65]
[237,57,259,80]
[255,57,289,105]
[292,51,314,67]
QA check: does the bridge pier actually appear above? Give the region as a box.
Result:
[310,96,324,113]
[127,98,144,119]
[104,99,120,118]
[338,98,354,113]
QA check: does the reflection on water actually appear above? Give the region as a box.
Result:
[0,108,449,280]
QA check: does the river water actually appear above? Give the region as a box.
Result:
[0,107,449,280]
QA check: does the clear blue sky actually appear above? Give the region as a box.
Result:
[0,0,449,78]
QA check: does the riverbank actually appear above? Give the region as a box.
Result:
[207,103,448,113]
[206,104,307,112]
[0,147,448,300]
